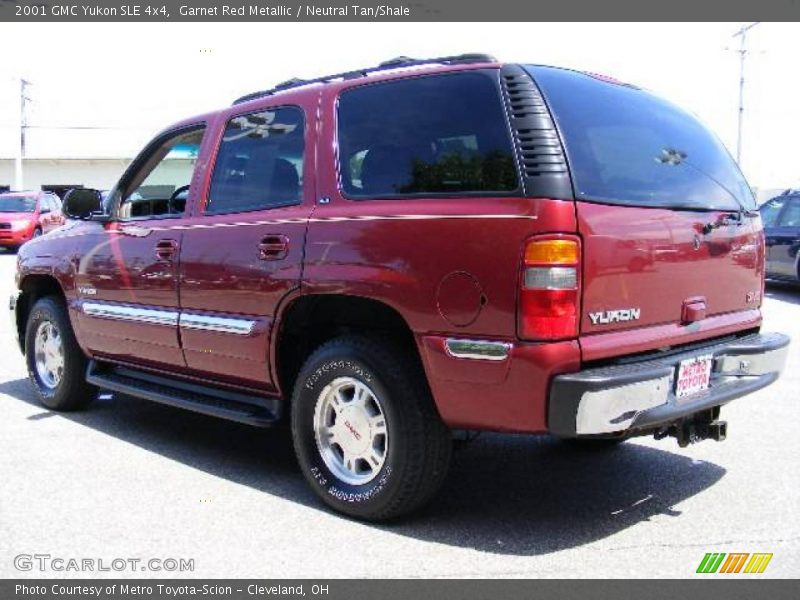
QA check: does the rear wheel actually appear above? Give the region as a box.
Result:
[25,296,96,411]
[291,335,452,521]
[32,228,42,239]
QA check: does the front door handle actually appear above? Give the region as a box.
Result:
[258,234,289,260]
[155,239,179,261]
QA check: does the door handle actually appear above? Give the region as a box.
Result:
[258,235,289,260]
[155,239,179,261]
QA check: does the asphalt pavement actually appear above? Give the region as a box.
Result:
[0,249,797,578]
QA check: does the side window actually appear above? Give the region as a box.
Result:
[117,126,205,220]
[759,199,784,227]
[338,71,519,198]
[777,199,800,228]
[205,107,305,215]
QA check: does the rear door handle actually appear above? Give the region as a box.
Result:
[259,234,289,260]
[155,239,179,261]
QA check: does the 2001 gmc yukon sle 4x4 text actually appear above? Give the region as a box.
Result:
[10,55,789,520]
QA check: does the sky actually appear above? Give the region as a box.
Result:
[0,22,798,190]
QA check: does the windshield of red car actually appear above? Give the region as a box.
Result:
[0,195,37,213]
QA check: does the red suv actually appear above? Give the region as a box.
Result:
[0,190,65,251]
[10,55,789,520]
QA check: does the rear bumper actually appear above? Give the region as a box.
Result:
[549,332,790,437]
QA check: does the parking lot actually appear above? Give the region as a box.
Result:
[0,248,797,578]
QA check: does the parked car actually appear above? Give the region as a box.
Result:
[10,55,789,520]
[0,190,65,251]
[760,192,800,283]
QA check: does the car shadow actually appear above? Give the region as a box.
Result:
[765,280,800,305]
[0,377,725,556]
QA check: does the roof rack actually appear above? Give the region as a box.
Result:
[232,53,497,105]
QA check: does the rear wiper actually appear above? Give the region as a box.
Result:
[701,212,747,235]
[657,147,758,233]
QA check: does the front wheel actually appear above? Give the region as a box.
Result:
[291,335,452,521]
[25,296,96,411]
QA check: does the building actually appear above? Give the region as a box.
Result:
[0,158,131,197]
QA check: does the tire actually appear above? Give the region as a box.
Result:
[25,296,96,411]
[32,228,42,239]
[291,335,452,521]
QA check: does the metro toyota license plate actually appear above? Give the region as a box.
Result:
[675,355,713,399]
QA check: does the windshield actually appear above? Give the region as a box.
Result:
[0,194,37,213]
[526,66,756,211]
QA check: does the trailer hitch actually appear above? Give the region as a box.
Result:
[654,408,727,447]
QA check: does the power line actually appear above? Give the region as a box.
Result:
[15,77,31,190]
[733,22,760,168]
[23,125,144,130]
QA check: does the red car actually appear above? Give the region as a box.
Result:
[10,55,790,520]
[0,190,65,251]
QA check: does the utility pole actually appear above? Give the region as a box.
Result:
[15,77,31,191]
[733,22,760,168]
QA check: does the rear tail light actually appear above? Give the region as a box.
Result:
[518,235,581,341]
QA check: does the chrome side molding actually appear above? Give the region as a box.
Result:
[81,301,255,335]
[82,302,178,327]
[179,313,256,336]
[445,338,511,361]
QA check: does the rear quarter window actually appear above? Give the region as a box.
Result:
[337,70,519,198]
[527,66,755,211]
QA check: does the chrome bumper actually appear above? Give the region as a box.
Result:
[549,332,790,437]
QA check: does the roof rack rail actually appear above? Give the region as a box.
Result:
[232,53,497,105]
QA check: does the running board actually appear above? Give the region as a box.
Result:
[86,361,281,427]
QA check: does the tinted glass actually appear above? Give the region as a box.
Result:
[119,127,205,220]
[778,199,800,227]
[759,198,786,227]
[206,107,305,214]
[527,66,755,211]
[338,71,518,198]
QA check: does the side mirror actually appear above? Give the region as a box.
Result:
[63,188,103,220]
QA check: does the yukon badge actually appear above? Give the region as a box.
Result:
[589,308,641,325]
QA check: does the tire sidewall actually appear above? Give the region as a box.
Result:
[25,298,71,409]
[292,343,411,518]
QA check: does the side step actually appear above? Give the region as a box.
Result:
[86,361,281,427]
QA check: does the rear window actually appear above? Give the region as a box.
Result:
[337,71,518,198]
[526,66,755,211]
